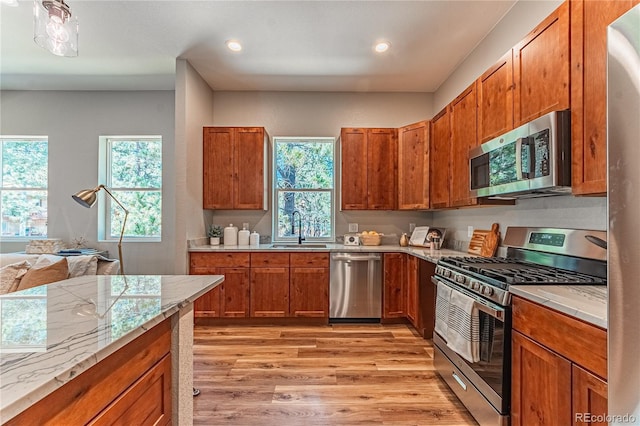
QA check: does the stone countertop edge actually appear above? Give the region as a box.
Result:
[0,274,224,422]
[188,243,468,263]
[510,285,607,330]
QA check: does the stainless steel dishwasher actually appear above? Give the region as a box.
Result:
[329,252,382,321]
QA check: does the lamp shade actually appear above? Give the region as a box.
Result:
[72,188,99,208]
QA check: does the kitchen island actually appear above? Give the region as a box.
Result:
[0,274,223,425]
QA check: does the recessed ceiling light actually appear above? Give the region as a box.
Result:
[226,40,242,52]
[374,41,391,53]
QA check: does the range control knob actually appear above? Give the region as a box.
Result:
[482,286,494,296]
[471,281,481,291]
[455,275,466,285]
[443,269,451,278]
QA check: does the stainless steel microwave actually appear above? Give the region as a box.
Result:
[469,110,571,199]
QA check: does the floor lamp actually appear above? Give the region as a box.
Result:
[72,185,128,275]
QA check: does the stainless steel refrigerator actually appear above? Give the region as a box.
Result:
[608,5,640,423]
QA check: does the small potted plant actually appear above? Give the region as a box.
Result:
[208,224,223,246]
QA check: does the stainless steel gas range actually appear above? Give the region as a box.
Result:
[432,227,606,425]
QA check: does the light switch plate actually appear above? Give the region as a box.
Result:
[348,223,358,232]
[409,223,416,233]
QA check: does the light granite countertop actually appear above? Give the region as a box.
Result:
[0,274,223,422]
[188,242,468,264]
[510,285,607,329]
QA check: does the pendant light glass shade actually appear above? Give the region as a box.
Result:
[34,0,78,57]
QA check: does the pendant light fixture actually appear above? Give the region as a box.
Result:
[33,0,78,57]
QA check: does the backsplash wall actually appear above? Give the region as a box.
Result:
[432,195,607,253]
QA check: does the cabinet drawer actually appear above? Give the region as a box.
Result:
[512,296,607,379]
[251,252,289,267]
[190,252,250,271]
[290,252,329,267]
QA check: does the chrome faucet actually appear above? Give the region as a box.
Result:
[291,210,305,245]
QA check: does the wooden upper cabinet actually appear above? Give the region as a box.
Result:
[478,50,514,143]
[398,121,430,210]
[367,128,398,210]
[571,0,638,196]
[429,107,451,209]
[513,1,570,126]
[203,127,267,210]
[341,128,368,210]
[341,128,397,210]
[449,82,478,208]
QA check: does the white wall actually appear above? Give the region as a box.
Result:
[431,0,607,249]
[174,60,215,273]
[208,91,434,240]
[0,90,177,274]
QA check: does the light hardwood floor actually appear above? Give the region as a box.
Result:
[193,323,477,425]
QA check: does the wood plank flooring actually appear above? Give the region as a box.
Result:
[193,324,477,425]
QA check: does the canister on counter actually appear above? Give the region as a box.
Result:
[223,224,238,246]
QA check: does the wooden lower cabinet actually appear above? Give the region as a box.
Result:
[190,252,329,320]
[7,320,171,426]
[511,330,572,426]
[250,267,290,317]
[383,253,405,319]
[511,296,608,426]
[405,255,419,327]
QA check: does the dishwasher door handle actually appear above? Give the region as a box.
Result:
[331,254,381,262]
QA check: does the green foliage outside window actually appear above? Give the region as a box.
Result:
[0,139,48,237]
[107,138,162,239]
[274,138,334,240]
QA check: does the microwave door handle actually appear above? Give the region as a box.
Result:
[515,138,524,180]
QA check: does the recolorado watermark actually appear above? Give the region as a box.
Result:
[575,413,638,423]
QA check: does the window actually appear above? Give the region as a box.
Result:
[0,286,47,353]
[100,136,162,241]
[0,137,48,238]
[273,137,335,242]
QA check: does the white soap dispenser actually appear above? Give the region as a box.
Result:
[223,224,238,246]
[250,231,260,246]
[238,223,250,246]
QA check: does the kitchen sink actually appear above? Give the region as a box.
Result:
[270,244,328,248]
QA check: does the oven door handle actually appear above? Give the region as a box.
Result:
[432,276,505,320]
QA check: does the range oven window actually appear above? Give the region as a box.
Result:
[466,312,507,397]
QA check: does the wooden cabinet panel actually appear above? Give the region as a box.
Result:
[512,296,607,379]
[290,252,329,267]
[511,330,572,426]
[383,253,405,318]
[398,120,430,210]
[341,128,368,210]
[429,108,451,209]
[449,82,478,208]
[341,128,397,210]
[6,320,171,426]
[203,127,234,209]
[513,1,570,126]
[220,268,251,317]
[571,0,638,195]
[573,364,608,426]
[367,128,397,210]
[250,267,290,317]
[251,252,289,267]
[203,127,267,210]
[194,283,221,318]
[477,50,514,143]
[234,128,267,209]
[89,354,171,426]
[190,252,250,270]
[405,255,419,327]
[290,267,329,317]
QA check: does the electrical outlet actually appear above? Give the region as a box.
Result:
[468,226,474,238]
[348,223,358,233]
[409,223,416,233]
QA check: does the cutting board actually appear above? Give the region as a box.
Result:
[468,223,500,257]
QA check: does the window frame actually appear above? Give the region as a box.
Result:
[272,136,336,243]
[98,136,162,243]
[0,136,48,241]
